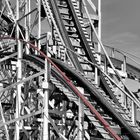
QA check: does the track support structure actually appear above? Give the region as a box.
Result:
[78,87,84,140]
[15,0,23,139]
[42,33,51,140]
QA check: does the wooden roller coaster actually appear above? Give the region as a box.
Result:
[0,0,140,139]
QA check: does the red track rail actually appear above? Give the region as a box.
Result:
[0,36,122,140]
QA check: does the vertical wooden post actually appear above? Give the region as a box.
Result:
[42,33,51,140]
[15,0,23,139]
[77,87,84,140]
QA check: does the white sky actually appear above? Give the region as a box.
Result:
[101,0,140,58]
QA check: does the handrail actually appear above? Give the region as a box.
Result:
[103,44,140,60]
[116,50,140,67]
[93,42,140,72]
[94,41,140,63]
[0,36,122,140]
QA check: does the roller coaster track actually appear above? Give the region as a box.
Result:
[0,49,140,139]
[27,55,140,140]
[0,0,140,139]
[42,0,140,113]
[42,0,124,109]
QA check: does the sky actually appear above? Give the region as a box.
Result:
[101,0,140,57]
